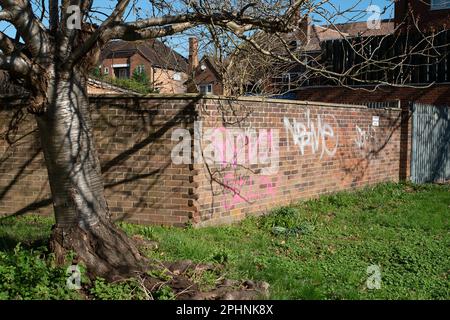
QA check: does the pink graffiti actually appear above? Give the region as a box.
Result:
[212,127,277,170]
[223,173,278,210]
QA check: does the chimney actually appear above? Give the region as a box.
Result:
[298,14,311,45]
[188,37,199,74]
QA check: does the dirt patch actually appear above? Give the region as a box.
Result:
[144,259,270,300]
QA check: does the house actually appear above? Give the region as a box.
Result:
[186,37,223,95]
[188,17,396,97]
[208,0,448,103]
[99,39,189,94]
[272,19,395,95]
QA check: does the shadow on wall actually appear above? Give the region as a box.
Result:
[338,109,405,187]
[0,96,200,223]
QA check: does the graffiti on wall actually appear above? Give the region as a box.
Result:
[223,173,278,210]
[172,121,279,175]
[171,109,381,211]
[283,109,339,159]
[354,124,376,149]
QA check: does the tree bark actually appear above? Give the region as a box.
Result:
[36,70,145,281]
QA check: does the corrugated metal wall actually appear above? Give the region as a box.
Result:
[411,103,450,183]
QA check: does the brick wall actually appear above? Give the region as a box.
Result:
[191,98,404,226]
[0,95,405,226]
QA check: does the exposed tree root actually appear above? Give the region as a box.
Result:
[145,259,270,300]
[50,223,269,300]
[49,219,146,281]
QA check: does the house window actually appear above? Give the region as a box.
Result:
[199,84,213,95]
[114,67,129,79]
[104,67,109,75]
[136,65,145,74]
[431,0,450,10]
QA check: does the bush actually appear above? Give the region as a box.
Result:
[103,77,158,94]
[89,68,158,94]
[132,68,150,86]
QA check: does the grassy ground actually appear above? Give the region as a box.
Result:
[0,182,449,299]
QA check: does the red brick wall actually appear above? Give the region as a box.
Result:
[0,95,405,226]
[0,96,198,226]
[191,98,403,226]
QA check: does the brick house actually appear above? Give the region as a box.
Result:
[191,56,224,95]
[100,39,189,94]
[186,37,224,95]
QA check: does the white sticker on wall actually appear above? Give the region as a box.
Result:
[372,116,380,127]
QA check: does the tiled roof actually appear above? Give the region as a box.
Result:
[302,25,348,51]
[331,19,395,37]
[101,39,188,73]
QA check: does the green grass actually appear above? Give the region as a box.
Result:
[1,182,449,299]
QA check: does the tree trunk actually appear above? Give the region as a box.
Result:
[35,71,145,281]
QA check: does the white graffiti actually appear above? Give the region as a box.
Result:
[355,125,376,149]
[283,109,338,159]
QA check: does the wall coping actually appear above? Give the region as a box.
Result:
[0,93,403,111]
[89,93,385,110]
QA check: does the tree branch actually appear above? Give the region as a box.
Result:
[0,52,33,77]
[49,0,59,31]
[0,9,12,21]
[0,0,50,65]
[0,31,15,55]
[108,22,197,41]
[65,0,131,68]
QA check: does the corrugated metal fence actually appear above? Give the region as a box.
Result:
[411,103,450,183]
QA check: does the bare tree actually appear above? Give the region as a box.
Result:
[0,0,307,280]
[199,0,448,97]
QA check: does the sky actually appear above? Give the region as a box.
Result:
[0,0,395,58]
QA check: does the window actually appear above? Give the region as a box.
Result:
[136,65,145,74]
[431,0,450,10]
[199,84,213,95]
[114,67,129,79]
[104,67,109,75]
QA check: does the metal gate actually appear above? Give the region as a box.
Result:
[411,103,450,183]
